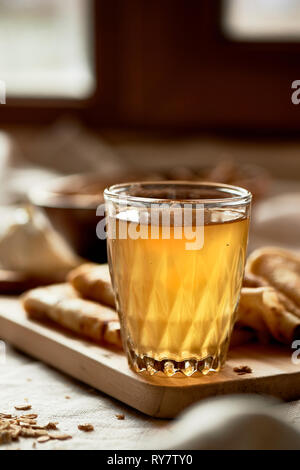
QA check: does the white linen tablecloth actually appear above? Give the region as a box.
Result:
[1,344,300,450]
[0,344,170,450]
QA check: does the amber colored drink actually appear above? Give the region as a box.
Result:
[107,210,249,376]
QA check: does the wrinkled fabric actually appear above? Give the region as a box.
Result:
[0,344,168,450]
[0,344,299,450]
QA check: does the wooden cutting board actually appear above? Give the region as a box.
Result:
[0,296,299,418]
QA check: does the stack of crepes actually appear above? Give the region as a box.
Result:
[237,247,300,344]
[23,264,122,349]
[22,247,300,350]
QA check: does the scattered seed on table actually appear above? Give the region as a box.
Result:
[37,435,50,443]
[78,423,94,432]
[14,405,32,411]
[115,414,125,420]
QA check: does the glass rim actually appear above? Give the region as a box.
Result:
[104,181,252,207]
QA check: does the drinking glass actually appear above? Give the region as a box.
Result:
[104,182,251,376]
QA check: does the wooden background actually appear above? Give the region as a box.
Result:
[1,0,300,134]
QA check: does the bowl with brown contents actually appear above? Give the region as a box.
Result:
[28,171,164,263]
[29,162,269,263]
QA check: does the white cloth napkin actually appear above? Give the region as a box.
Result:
[153,395,300,450]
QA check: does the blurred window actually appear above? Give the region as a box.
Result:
[223,0,300,41]
[0,0,94,99]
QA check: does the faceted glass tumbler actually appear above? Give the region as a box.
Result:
[104,182,251,376]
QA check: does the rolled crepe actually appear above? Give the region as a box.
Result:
[68,263,115,308]
[103,321,122,349]
[246,247,300,308]
[243,272,267,288]
[23,283,122,348]
[237,247,300,344]
[237,286,300,344]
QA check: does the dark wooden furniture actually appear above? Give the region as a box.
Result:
[1,1,300,133]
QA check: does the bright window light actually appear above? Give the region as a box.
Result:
[223,0,300,41]
[0,0,95,99]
